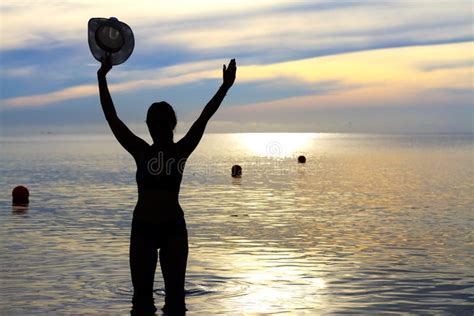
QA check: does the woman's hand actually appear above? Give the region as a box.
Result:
[98,54,112,77]
[223,58,236,89]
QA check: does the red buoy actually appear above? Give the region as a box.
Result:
[12,185,29,205]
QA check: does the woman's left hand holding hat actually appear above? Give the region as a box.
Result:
[98,53,113,77]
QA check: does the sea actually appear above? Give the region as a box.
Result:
[0,132,473,314]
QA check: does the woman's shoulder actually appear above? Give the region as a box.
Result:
[133,143,153,163]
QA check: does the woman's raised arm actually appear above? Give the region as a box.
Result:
[177,59,237,158]
[97,56,148,158]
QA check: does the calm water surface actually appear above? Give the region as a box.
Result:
[0,133,473,314]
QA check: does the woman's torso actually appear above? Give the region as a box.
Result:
[133,142,187,223]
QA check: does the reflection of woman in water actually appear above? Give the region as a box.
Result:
[97,56,236,314]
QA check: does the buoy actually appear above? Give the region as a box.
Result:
[12,185,29,205]
[298,155,306,163]
[231,165,242,177]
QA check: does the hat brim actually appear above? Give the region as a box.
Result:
[88,18,134,66]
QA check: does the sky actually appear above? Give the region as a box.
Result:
[0,0,473,134]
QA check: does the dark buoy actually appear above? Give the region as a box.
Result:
[12,185,29,205]
[298,155,306,163]
[231,165,242,177]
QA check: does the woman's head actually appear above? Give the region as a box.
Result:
[146,101,177,143]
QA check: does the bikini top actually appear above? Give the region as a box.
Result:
[135,143,185,193]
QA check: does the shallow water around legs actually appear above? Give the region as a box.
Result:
[1,133,473,314]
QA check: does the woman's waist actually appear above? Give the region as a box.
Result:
[134,191,184,224]
[133,202,183,214]
[133,208,184,223]
[132,213,186,230]
[137,189,180,204]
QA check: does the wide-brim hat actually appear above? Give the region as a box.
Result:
[88,17,134,66]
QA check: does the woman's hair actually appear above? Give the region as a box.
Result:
[146,101,177,142]
[147,101,177,130]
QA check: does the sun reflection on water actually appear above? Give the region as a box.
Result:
[216,248,328,313]
[235,270,327,313]
[236,133,317,158]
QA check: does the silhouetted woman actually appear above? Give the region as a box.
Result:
[97,56,236,315]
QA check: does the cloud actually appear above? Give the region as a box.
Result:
[1,66,38,78]
[106,1,472,68]
[0,0,472,134]
[0,0,289,50]
[1,41,472,109]
[1,84,97,108]
[0,61,220,108]
[1,1,472,88]
[418,59,474,72]
[1,1,472,63]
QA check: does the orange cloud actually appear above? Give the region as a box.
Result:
[1,42,472,110]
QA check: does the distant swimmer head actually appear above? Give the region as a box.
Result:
[146,101,177,144]
[231,165,242,177]
[12,185,29,206]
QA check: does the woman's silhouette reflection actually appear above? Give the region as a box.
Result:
[97,56,236,314]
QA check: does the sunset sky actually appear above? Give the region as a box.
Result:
[0,0,472,134]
